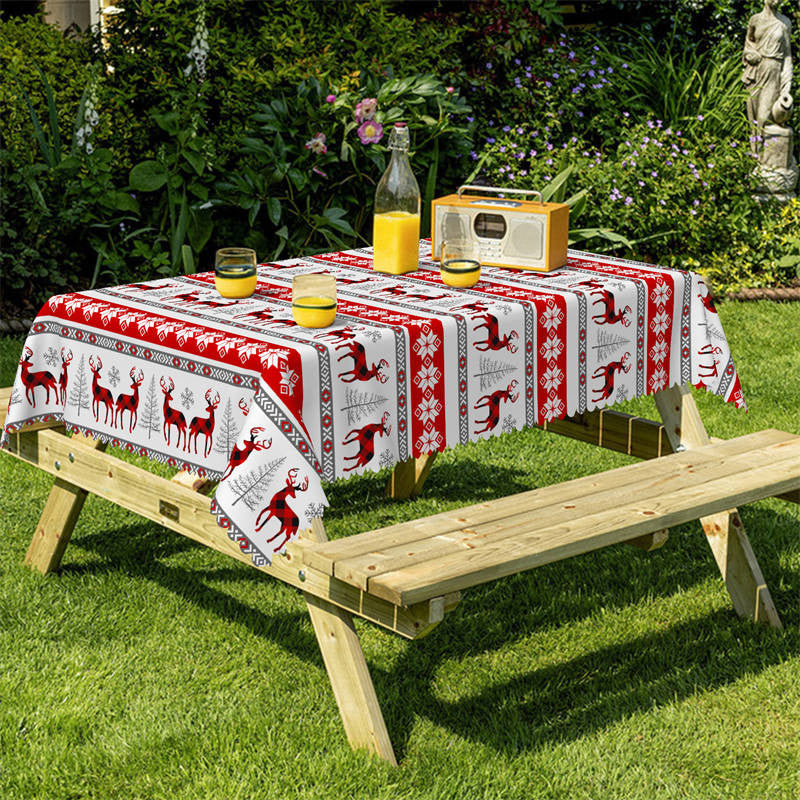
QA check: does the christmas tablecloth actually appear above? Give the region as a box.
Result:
[2,242,745,566]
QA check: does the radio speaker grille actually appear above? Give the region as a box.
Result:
[505,218,544,262]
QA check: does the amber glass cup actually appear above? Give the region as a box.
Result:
[292,273,337,328]
[215,248,257,298]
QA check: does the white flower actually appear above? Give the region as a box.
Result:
[414,395,442,425]
[413,329,440,361]
[540,304,564,331]
[652,281,671,307]
[539,364,564,392]
[413,364,441,393]
[650,310,670,336]
[542,396,564,422]
[649,340,668,363]
[540,335,564,362]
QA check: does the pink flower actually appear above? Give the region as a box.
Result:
[355,97,378,123]
[312,166,328,178]
[305,132,327,155]
[325,94,336,103]
[357,119,383,144]
[446,86,454,93]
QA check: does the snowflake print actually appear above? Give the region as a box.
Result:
[414,395,442,425]
[413,329,440,360]
[540,335,564,362]
[43,346,60,368]
[361,328,382,343]
[379,449,396,470]
[280,366,299,396]
[180,387,194,409]
[539,364,564,393]
[649,339,667,364]
[262,348,290,370]
[649,366,668,392]
[496,304,513,316]
[107,365,121,388]
[304,502,326,520]
[650,310,670,337]
[540,304,564,331]
[416,428,442,454]
[615,384,629,403]
[542,396,564,422]
[652,281,672,308]
[414,364,441,393]
[501,414,517,435]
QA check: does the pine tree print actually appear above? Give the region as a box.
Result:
[228,456,287,510]
[340,387,388,426]
[475,356,515,392]
[140,375,162,440]
[67,354,90,416]
[592,330,630,359]
[213,398,239,457]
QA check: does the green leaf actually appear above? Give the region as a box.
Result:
[542,166,573,203]
[266,197,281,225]
[99,191,140,213]
[248,200,261,227]
[129,160,168,192]
[171,191,189,270]
[181,244,195,275]
[777,254,800,268]
[183,148,205,175]
[36,66,62,164]
[187,207,213,253]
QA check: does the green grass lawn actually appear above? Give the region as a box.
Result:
[1,300,799,800]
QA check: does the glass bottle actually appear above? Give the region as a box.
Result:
[372,122,421,274]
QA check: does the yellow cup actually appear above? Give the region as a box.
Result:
[440,239,481,288]
[292,273,337,328]
[215,248,257,298]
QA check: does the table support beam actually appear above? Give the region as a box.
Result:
[303,519,397,765]
[25,439,106,575]
[654,384,782,628]
[386,453,437,500]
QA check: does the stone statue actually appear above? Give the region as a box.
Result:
[743,0,797,201]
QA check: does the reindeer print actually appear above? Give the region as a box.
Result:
[452,300,489,316]
[342,412,391,472]
[697,280,717,314]
[373,285,448,301]
[88,355,115,424]
[58,348,73,404]
[114,367,144,432]
[221,427,272,481]
[592,352,631,401]
[316,326,357,343]
[697,344,723,379]
[188,390,221,457]
[255,468,309,550]
[18,346,58,408]
[474,381,519,434]
[473,314,519,353]
[591,289,632,327]
[336,341,389,383]
[160,376,188,449]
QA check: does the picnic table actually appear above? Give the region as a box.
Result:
[3,241,799,766]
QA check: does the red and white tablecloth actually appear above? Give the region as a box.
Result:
[2,241,745,566]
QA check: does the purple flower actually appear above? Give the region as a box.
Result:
[357,119,383,144]
[553,72,560,79]
[546,158,553,165]
[638,180,645,186]
[466,115,474,123]
[516,151,525,159]
[622,111,630,118]
[529,149,537,157]
[470,151,478,160]
[520,169,528,176]
[355,97,378,123]
[486,61,493,69]
[544,81,552,88]
[546,142,554,150]
[588,69,595,77]
[516,127,524,134]
[569,50,576,59]
[305,132,327,155]
[503,125,511,132]
[697,114,704,121]
[487,137,496,144]
[624,196,633,205]
[577,111,584,117]
[651,170,658,177]
[499,146,506,153]
[325,94,336,103]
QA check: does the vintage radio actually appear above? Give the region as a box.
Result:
[431,185,569,272]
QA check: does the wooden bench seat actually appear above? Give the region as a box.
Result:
[304,429,800,607]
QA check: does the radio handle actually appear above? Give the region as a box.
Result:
[457,185,544,204]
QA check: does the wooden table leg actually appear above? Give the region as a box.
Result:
[302,519,397,765]
[386,453,437,500]
[654,384,782,628]
[25,439,107,575]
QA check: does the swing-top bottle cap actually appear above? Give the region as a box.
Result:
[388,122,410,151]
[393,122,407,128]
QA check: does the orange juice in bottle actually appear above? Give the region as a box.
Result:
[373,122,420,274]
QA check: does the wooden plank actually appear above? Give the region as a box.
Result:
[369,451,800,606]
[777,489,800,504]
[4,427,439,639]
[304,430,791,579]
[539,408,673,459]
[655,384,783,628]
[303,519,397,765]
[25,439,107,574]
[627,529,669,552]
[386,453,438,500]
[171,469,216,495]
[331,435,798,591]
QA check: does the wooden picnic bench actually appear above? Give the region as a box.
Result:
[2,383,799,765]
